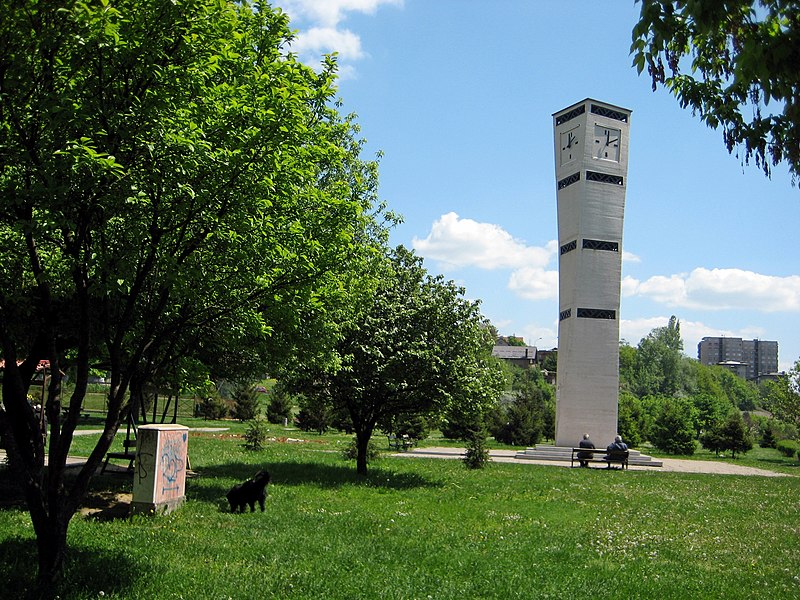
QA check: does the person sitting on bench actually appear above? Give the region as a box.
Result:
[605,434,628,457]
[577,433,595,468]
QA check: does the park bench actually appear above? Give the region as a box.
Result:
[387,433,414,451]
[571,447,629,469]
[102,438,137,473]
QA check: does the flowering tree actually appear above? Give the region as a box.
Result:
[0,0,385,587]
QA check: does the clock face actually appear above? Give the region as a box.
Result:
[560,126,580,166]
[594,124,621,161]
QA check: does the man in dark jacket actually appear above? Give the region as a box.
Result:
[577,433,595,467]
[606,435,628,454]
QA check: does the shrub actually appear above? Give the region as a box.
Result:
[441,406,482,440]
[618,391,644,447]
[381,413,431,442]
[266,385,294,424]
[490,387,551,447]
[243,416,270,451]
[700,412,753,458]
[463,428,490,470]
[776,439,799,459]
[650,397,697,455]
[232,384,261,421]
[759,420,778,449]
[699,427,724,456]
[295,394,333,434]
[341,437,380,462]
[196,392,229,420]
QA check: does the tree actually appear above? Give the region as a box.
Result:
[685,359,726,400]
[489,365,555,446]
[762,359,800,429]
[492,391,545,447]
[759,419,778,448]
[380,413,432,442]
[700,411,753,458]
[540,350,558,374]
[463,426,491,469]
[232,384,261,422]
[618,390,645,447]
[619,342,638,393]
[635,316,685,397]
[295,394,334,435]
[266,383,294,425]
[717,369,759,411]
[692,393,735,436]
[0,0,386,586]
[649,396,698,455]
[289,246,505,475]
[632,1,800,181]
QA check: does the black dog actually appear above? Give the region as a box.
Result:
[226,469,270,512]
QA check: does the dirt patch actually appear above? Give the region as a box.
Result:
[79,491,132,521]
[1,473,133,518]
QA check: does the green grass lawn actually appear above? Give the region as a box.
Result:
[1,426,798,599]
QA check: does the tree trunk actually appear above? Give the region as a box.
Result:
[34,511,69,592]
[355,428,372,475]
[1,347,125,590]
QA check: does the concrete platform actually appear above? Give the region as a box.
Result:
[392,445,661,468]
[515,444,663,467]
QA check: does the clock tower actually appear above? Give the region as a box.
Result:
[552,99,631,447]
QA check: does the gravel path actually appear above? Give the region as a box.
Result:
[397,446,792,477]
[657,457,790,477]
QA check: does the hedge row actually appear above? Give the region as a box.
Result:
[775,439,800,459]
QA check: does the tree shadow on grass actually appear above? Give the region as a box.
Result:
[749,456,800,470]
[191,460,443,509]
[0,467,25,509]
[0,537,141,600]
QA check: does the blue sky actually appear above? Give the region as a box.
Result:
[272,0,800,372]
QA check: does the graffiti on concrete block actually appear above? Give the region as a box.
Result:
[133,427,188,506]
[158,430,187,500]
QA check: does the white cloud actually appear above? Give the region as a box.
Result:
[277,0,403,28]
[624,267,800,312]
[274,0,401,69]
[625,273,689,304]
[620,275,641,298]
[508,267,559,300]
[412,212,555,270]
[290,27,365,61]
[519,324,559,350]
[622,250,641,263]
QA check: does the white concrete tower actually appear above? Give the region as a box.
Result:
[552,99,631,448]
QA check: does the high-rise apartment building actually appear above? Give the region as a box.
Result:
[697,337,779,381]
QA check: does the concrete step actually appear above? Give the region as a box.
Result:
[515,445,663,467]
